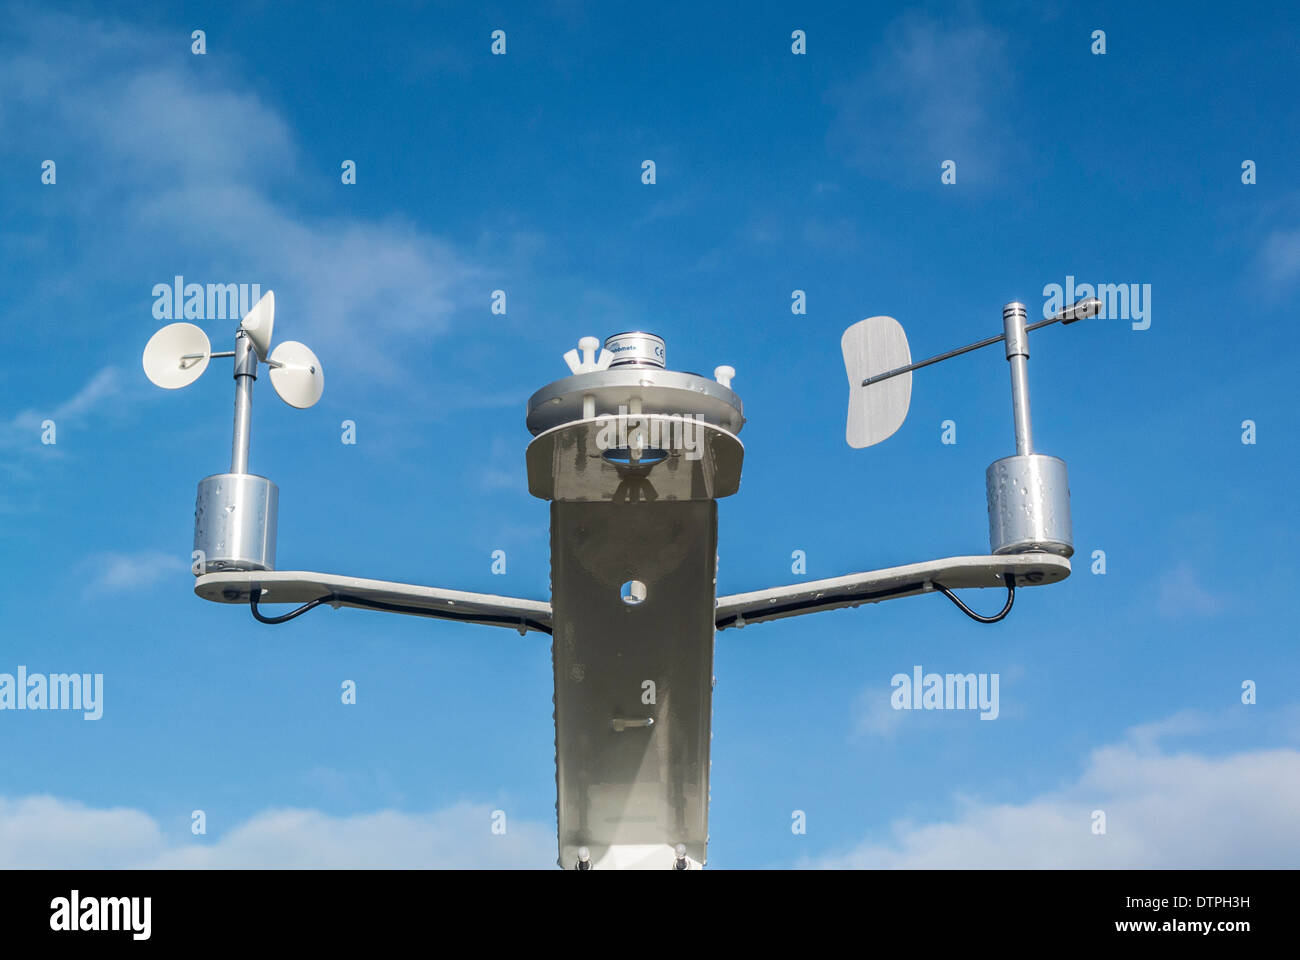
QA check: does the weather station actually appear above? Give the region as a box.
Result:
[142,289,1103,870]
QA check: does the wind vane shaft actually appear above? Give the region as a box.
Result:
[860,298,1100,388]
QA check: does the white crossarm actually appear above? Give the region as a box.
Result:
[194,570,553,635]
[714,553,1070,631]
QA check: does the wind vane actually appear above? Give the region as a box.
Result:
[144,290,1102,869]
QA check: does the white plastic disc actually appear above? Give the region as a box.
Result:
[143,322,211,389]
[268,340,324,408]
[240,290,275,361]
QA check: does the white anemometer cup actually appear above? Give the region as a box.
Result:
[142,323,211,389]
[240,290,275,360]
[142,289,323,573]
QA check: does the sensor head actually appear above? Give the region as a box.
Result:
[604,332,666,369]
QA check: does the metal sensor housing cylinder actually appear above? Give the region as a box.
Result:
[603,331,666,369]
[985,454,1073,557]
[194,473,278,572]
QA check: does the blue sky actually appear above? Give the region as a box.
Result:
[2,0,1299,867]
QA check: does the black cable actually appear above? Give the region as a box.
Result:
[247,588,552,635]
[933,574,1015,624]
[331,592,552,635]
[250,576,1010,632]
[249,590,331,623]
[715,580,925,630]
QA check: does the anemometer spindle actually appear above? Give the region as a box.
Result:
[143,291,324,573]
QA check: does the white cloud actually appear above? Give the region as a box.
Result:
[1155,563,1226,619]
[0,796,165,868]
[1,366,124,453]
[6,720,1298,869]
[133,185,484,379]
[853,684,906,739]
[2,11,486,385]
[1261,227,1300,287]
[809,717,1300,868]
[477,435,527,492]
[480,466,522,491]
[1124,710,1209,751]
[50,367,122,419]
[4,366,120,427]
[0,796,555,869]
[827,13,1012,183]
[82,549,186,594]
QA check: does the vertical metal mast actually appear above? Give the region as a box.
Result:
[525,332,744,869]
